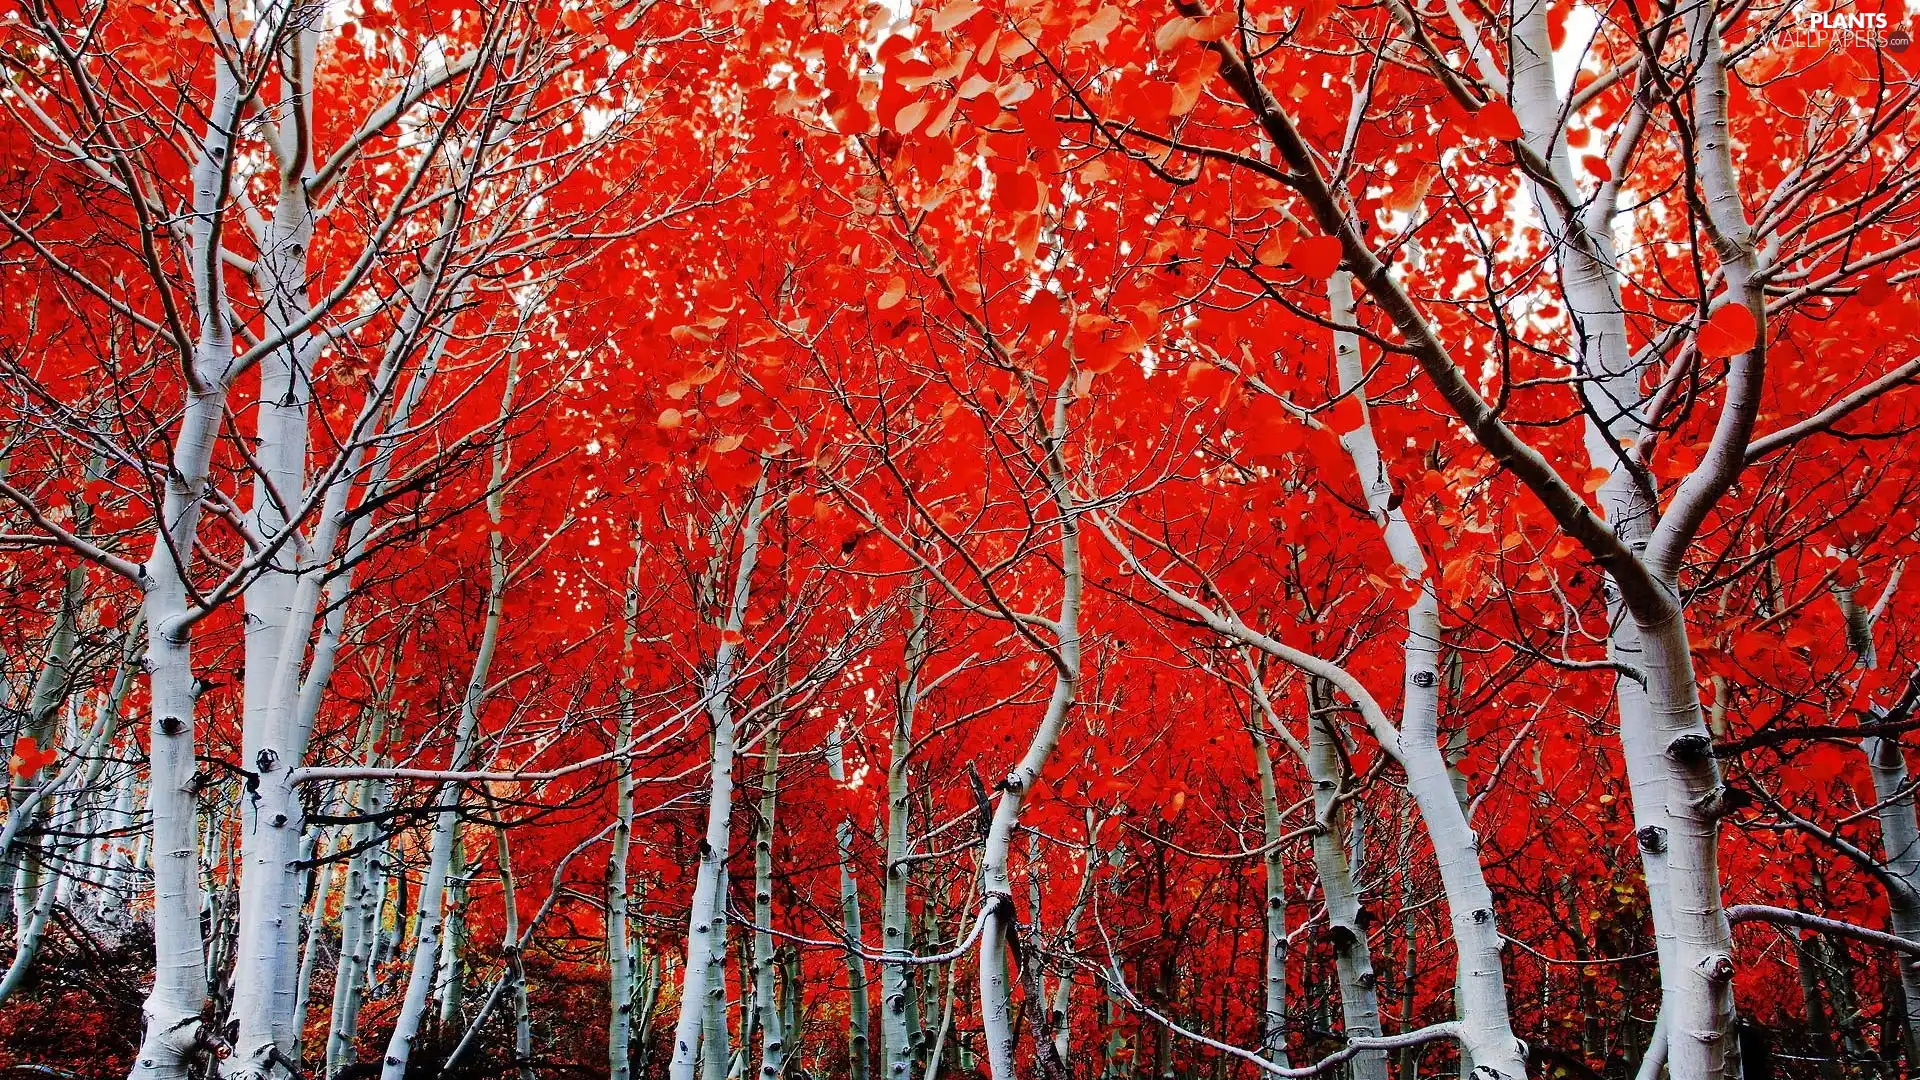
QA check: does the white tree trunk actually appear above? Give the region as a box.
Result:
[827,725,872,1080]
[130,35,248,1049]
[702,863,733,1080]
[1249,729,1291,1067]
[291,832,338,1064]
[436,830,469,1026]
[610,541,646,1080]
[327,706,391,1078]
[754,720,788,1080]
[668,479,770,1080]
[883,583,929,1080]
[376,379,515,1080]
[1329,272,1526,1078]
[980,384,1082,1080]
[1862,736,1920,1059]
[1304,681,1386,1080]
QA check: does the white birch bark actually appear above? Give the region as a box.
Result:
[291,832,337,1063]
[1864,733,1920,1062]
[131,13,247,1068]
[227,7,321,1069]
[495,824,535,1080]
[1249,726,1291,1067]
[1303,680,1386,1080]
[436,830,469,1025]
[1832,579,1920,1060]
[667,476,771,1080]
[376,353,519,1080]
[980,382,1082,1080]
[753,719,788,1079]
[1483,7,1689,1065]
[5,562,80,939]
[827,724,872,1080]
[1632,10,1760,1076]
[883,581,929,1080]
[1331,271,1526,1077]
[327,704,391,1077]
[610,540,645,1080]
[702,862,733,1080]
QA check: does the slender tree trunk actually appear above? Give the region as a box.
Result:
[1862,736,1920,1063]
[828,725,872,1080]
[1249,725,1291,1067]
[5,563,80,937]
[884,582,929,1080]
[979,384,1082,1080]
[668,478,769,1080]
[327,705,391,1078]
[610,539,645,1080]
[1305,680,1387,1080]
[291,832,337,1064]
[754,720,788,1079]
[702,864,733,1080]
[134,384,228,1080]
[377,405,513,1080]
[437,831,469,1026]
[1328,271,1525,1078]
[494,825,534,1080]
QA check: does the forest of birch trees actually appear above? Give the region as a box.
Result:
[4,0,1920,1077]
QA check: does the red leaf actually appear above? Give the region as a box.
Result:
[10,737,54,778]
[1476,102,1523,141]
[1293,235,1343,278]
[1328,394,1365,434]
[1698,303,1757,359]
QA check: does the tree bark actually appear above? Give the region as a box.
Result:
[828,725,872,1080]
[667,477,770,1080]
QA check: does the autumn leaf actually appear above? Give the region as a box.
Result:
[876,276,907,310]
[1187,12,1235,40]
[930,0,980,32]
[1697,302,1758,359]
[1156,17,1196,50]
[1070,5,1121,46]
[1327,394,1365,434]
[894,99,933,135]
[10,737,55,778]
[1474,101,1523,141]
[1293,235,1343,278]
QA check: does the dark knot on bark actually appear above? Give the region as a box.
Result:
[1666,731,1713,764]
[1698,952,1735,983]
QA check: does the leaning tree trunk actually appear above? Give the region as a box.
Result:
[376,372,514,1080]
[1329,271,1526,1078]
[979,384,1082,1080]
